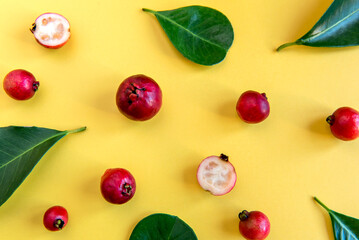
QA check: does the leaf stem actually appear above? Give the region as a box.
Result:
[313,196,331,212]
[142,8,156,14]
[276,41,298,52]
[67,126,87,134]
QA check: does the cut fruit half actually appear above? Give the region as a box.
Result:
[31,13,70,49]
[197,154,237,196]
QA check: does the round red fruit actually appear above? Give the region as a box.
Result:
[196,154,237,196]
[3,69,39,100]
[116,74,162,121]
[327,107,359,141]
[31,13,70,49]
[43,206,68,231]
[236,90,270,123]
[101,168,136,204]
[239,210,270,240]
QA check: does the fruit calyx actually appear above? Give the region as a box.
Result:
[33,81,40,91]
[219,153,228,162]
[30,23,36,33]
[261,93,267,99]
[326,115,335,126]
[238,210,250,221]
[128,83,146,104]
[54,218,65,229]
[122,183,133,196]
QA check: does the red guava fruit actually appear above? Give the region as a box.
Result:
[30,13,70,49]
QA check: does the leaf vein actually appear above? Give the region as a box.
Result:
[305,7,359,42]
[167,218,176,240]
[154,13,227,52]
[330,212,357,239]
[0,131,65,169]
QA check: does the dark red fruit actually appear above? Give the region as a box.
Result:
[236,91,270,123]
[3,69,39,100]
[239,210,270,240]
[116,74,162,121]
[327,107,359,141]
[101,168,136,204]
[43,206,68,231]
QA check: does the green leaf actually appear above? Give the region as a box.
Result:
[0,126,86,206]
[277,0,359,51]
[129,213,198,240]
[143,6,234,66]
[314,197,359,240]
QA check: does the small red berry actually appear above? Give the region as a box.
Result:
[236,91,270,123]
[43,206,68,231]
[3,69,39,100]
[239,210,270,240]
[326,107,359,141]
[101,168,136,204]
[116,74,162,121]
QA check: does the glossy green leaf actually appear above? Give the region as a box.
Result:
[314,197,359,240]
[143,6,234,66]
[277,0,359,51]
[129,213,198,240]
[0,126,86,206]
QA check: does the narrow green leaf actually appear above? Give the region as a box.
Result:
[129,213,198,240]
[277,0,359,51]
[143,5,234,66]
[0,126,86,206]
[314,197,359,240]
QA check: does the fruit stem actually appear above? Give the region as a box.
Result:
[54,218,65,229]
[276,41,298,52]
[67,126,87,134]
[219,154,228,162]
[313,197,331,212]
[238,210,249,221]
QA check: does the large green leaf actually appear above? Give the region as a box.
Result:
[143,6,234,66]
[277,0,359,51]
[314,197,359,240]
[129,213,198,240]
[0,126,86,207]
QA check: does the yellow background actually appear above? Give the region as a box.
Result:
[0,0,358,239]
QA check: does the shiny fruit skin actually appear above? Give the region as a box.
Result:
[239,210,270,240]
[236,91,270,123]
[116,74,162,121]
[327,107,359,141]
[101,168,136,204]
[3,69,39,100]
[43,206,68,231]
